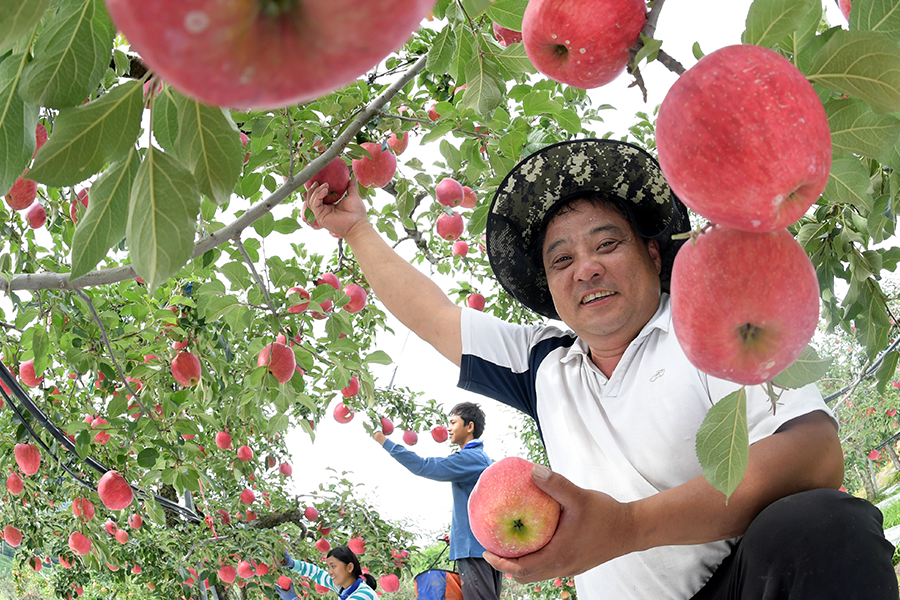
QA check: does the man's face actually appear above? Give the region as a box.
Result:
[541,199,662,354]
[447,414,472,446]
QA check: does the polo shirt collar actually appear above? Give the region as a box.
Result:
[463,439,483,449]
[558,293,671,364]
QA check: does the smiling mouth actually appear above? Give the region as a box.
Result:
[581,291,615,304]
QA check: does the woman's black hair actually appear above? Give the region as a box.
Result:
[327,546,377,590]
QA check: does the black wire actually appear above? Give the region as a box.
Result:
[0,362,200,523]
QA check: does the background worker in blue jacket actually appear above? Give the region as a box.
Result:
[373,401,501,600]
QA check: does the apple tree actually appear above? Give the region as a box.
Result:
[0,0,899,597]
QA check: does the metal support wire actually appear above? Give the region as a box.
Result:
[0,361,200,523]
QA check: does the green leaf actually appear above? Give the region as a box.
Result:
[771,345,833,389]
[0,53,39,197]
[364,350,393,365]
[807,30,900,114]
[171,93,243,205]
[126,146,202,292]
[823,156,872,209]
[742,0,812,48]
[695,388,749,502]
[849,0,900,37]
[633,36,663,70]
[71,147,140,279]
[467,201,490,237]
[556,108,582,134]
[137,448,159,469]
[522,90,562,117]
[775,0,822,55]
[31,327,49,374]
[450,25,476,83]
[485,0,527,30]
[0,0,49,54]
[421,121,455,145]
[427,25,457,76]
[19,0,115,108]
[825,96,900,158]
[875,350,900,394]
[151,86,180,154]
[460,0,494,18]
[145,497,165,527]
[494,42,536,76]
[267,413,290,435]
[460,56,503,117]
[28,80,144,187]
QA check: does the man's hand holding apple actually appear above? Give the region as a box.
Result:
[305,178,369,241]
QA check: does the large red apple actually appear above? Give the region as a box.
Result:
[3,525,22,547]
[240,489,255,505]
[670,226,820,385]
[18,359,42,387]
[129,514,143,529]
[380,417,395,435]
[305,157,350,204]
[348,537,366,555]
[215,431,232,450]
[99,470,134,510]
[278,575,293,591]
[237,560,255,579]
[14,443,41,475]
[103,0,436,109]
[258,342,296,384]
[656,44,831,233]
[315,538,331,553]
[492,22,523,47]
[452,241,469,257]
[317,272,341,290]
[237,445,254,462]
[6,473,23,495]
[353,142,397,188]
[380,574,400,593]
[467,457,561,558]
[287,286,311,313]
[522,0,646,89]
[431,426,448,443]
[305,506,318,520]
[68,531,91,556]
[436,212,464,241]
[5,174,37,210]
[343,284,368,313]
[219,565,237,584]
[171,352,202,386]
[402,430,418,446]
[436,178,464,207]
[115,529,129,544]
[280,462,293,476]
[467,293,486,312]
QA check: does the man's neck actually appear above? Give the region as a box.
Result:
[457,435,476,448]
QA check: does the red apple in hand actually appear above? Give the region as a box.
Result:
[656,45,831,232]
[492,22,523,46]
[436,211,464,241]
[436,178,464,207]
[352,142,397,188]
[258,342,296,383]
[522,0,646,89]
[98,470,134,510]
[670,226,820,385]
[305,157,350,204]
[103,0,436,109]
[380,417,395,435]
[278,576,293,591]
[467,457,561,558]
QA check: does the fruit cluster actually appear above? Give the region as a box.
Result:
[658,44,830,386]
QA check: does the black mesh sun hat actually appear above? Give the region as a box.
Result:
[486,138,690,321]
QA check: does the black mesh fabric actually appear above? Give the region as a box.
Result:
[486,139,690,320]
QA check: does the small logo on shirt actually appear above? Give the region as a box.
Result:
[650,369,665,382]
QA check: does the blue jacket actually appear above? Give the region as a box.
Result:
[381,439,492,560]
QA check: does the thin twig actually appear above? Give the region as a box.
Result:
[234,236,278,318]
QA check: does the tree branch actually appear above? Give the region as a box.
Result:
[0,53,429,294]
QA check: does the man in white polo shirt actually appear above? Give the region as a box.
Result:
[305,139,896,599]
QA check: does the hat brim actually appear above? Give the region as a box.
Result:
[486,139,690,320]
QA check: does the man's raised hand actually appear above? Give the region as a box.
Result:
[305,177,369,241]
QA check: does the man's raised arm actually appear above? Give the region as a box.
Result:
[307,180,463,366]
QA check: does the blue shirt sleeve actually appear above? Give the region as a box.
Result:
[381,440,487,483]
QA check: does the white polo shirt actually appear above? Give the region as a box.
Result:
[458,294,833,600]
